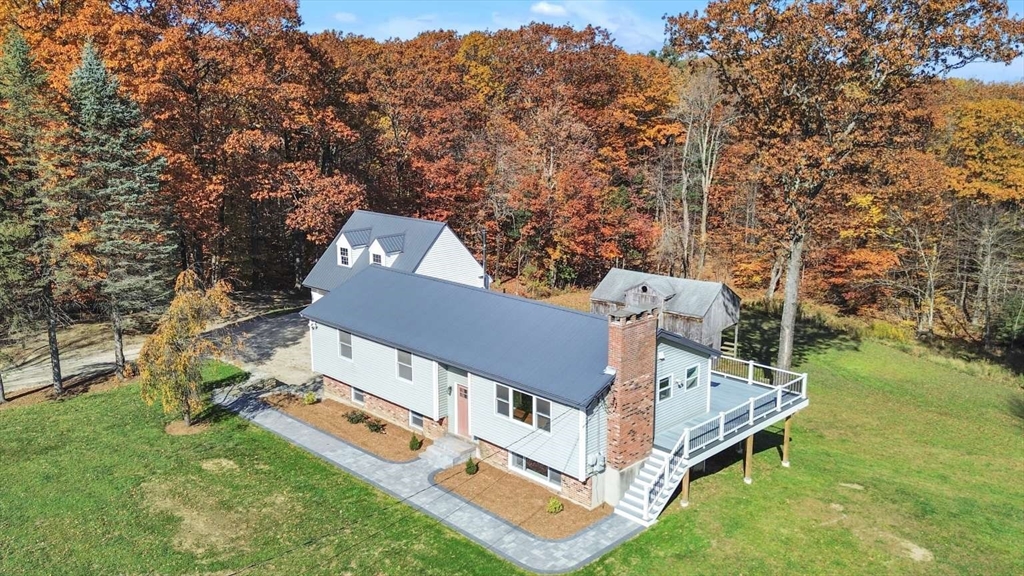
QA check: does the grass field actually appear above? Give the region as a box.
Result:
[1,312,1021,575]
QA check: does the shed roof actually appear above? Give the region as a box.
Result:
[302,266,615,409]
[302,210,446,292]
[591,268,740,320]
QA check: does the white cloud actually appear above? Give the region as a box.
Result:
[531,2,569,17]
[334,12,358,24]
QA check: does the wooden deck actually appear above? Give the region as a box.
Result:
[654,374,803,451]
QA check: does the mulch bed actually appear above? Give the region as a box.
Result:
[263,394,431,462]
[435,462,612,540]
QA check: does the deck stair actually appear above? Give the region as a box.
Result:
[421,434,476,469]
[613,449,679,527]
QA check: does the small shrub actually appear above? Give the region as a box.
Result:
[546,497,564,515]
[409,434,422,451]
[365,418,386,434]
[303,391,317,405]
[465,457,478,475]
[345,410,368,424]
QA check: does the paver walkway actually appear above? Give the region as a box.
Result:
[214,389,643,574]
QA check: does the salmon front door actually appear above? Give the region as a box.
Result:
[457,385,469,437]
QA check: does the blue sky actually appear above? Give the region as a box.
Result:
[298,1,1024,82]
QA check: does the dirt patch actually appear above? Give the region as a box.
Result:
[0,373,127,410]
[166,421,210,436]
[263,394,431,462]
[201,458,239,472]
[140,480,249,556]
[795,498,934,563]
[435,462,611,540]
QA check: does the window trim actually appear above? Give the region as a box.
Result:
[494,382,551,433]
[339,246,350,267]
[396,349,414,382]
[684,365,699,390]
[508,451,562,489]
[657,373,673,402]
[371,252,383,265]
[338,330,353,361]
[409,411,424,430]
[351,387,365,405]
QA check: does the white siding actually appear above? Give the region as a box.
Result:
[654,339,712,438]
[414,227,484,288]
[585,396,607,476]
[469,373,583,481]
[310,325,435,417]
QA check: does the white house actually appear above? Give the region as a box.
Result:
[301,262,809,526]
[302,209,485,301]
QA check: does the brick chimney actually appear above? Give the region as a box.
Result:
[605,308,658,471]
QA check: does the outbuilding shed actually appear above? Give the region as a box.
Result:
[591,268,741,352]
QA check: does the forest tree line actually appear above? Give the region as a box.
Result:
[1,0,1022,393]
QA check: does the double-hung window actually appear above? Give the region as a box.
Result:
[372,253,382,265]
[495,384,551,432]
[338,330,353,360]
[658,375,672,401]
[397,350,413,381]
[339,246,350,266]
[684,365,699,390]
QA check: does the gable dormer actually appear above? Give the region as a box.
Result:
[369,233,405,267]
[338,227,371,267]
[624,282,670,311]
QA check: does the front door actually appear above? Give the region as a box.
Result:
[457,385,469,437]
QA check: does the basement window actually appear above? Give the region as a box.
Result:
[510,452,562,487]
[351,388,365,405]
[409,411,424,430]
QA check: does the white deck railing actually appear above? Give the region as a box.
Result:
[642,356,808,521]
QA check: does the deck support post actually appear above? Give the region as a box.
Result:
[781,416,792,467]
[679,468,691,508]
[743,434,754,484]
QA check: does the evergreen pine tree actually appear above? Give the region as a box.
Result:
[0,28,68,394]
[68,43,176,377]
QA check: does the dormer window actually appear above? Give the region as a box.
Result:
[339,247,350,266]
[372,253,382,265]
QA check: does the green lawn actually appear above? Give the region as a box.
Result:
[1,328,1021,574]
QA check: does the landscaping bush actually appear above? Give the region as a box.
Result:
[365,418,386,434]
[303,392,317,405]
[345,410,368,424]
[409,434,422,451]
[465,457,478,475]
[546,497,564,515]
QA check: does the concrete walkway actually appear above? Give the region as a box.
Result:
[214,389,643,574]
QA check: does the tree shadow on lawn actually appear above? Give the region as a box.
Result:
[738,304,861,368]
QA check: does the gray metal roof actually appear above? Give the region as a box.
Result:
[302,210,446,292]
[376,233,405,254]
[301,266,615,409]
[591,268,739,320]
[343,227,372,247]
[657,329,721,358]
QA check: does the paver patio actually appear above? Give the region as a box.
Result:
[214,388,644,574]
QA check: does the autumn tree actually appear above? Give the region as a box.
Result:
[139,270,233,427]
[669,0,1024,369]
[0,28,71,393]
[66,42,177,377]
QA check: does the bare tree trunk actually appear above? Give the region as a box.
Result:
[680,192,691,277]
[766,252,784,301]
[43,281,63,394]
[0,370,6,403]
[112,307,126,378]
[777,231,805,372]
